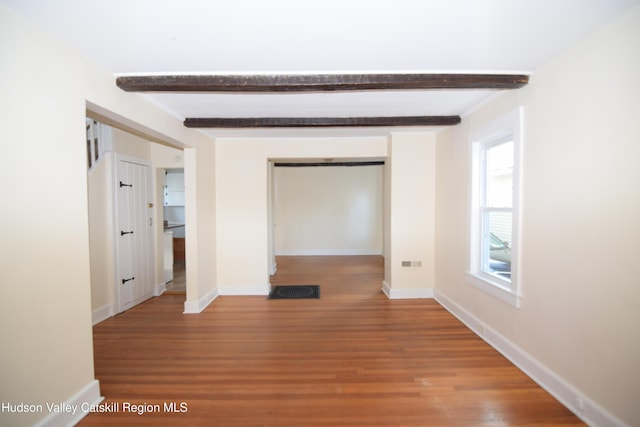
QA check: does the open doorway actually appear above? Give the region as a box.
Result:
[268,159,385,296]
[87,118,187,324]
[163,168,186,293]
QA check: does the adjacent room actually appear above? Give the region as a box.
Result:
[1,1,639,426]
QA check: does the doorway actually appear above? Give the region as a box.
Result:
[268,159,385,293]
[163,168,186,293]
[87,118,188,324]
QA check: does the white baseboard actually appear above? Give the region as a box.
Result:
[183,287,218,314]
[93,282,166,324]
[154,281,167,296]
[34,379,103,427]
[182,283,272,313]
[381,281,434,299]
[92,304,113,325]
[382,280,392,298]
[218,283,271,296]
[434,289,627,427]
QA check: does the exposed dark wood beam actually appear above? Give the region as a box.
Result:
[183,116,461,128]
[117,73,529,92]
[274,161,385,167]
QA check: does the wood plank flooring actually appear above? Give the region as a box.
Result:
[165,261,186,293]
[82,256,584,426]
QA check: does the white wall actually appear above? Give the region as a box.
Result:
[383,132,436,298]
[0,5,97,426]
[274,165,383,256]
[183,141,218,312]
[215,137,387,295]
[0,4,214,425]
[88,153,114,323]
[434,5,640,426]
[151,142,185,168]
[216,134,437,298]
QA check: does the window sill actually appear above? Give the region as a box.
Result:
[466,272,521,307]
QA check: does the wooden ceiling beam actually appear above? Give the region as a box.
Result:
[183,116,461,128]
[274,161,385,167]
[117,73,529,92]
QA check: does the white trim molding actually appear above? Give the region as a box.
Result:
[183,287,218,314]
[154,281,167,296]
[466,272,522,307]
[91,304,113,325]
[434,289,627,427]
[34,380,103,427]
[468,107,524,307]
[382,281,434,299]
[218,283,271,296]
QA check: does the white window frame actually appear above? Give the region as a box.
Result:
[468,107,523,307]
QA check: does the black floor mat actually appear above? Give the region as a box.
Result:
[268,285,320,299]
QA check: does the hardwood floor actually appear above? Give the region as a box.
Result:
[82,256,584,426]
[164,261,186,293]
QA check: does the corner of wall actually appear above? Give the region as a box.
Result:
[33,380,103,427]
[183,287,218,314]
[434,289,627,427]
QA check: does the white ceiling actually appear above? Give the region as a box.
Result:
[3,0,638,137]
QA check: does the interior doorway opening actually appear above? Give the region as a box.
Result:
[163,168,186,294]
[87,116,188,324]
[268,158,386,295]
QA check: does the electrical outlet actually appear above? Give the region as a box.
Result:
[402,261,412,267]
[412,261,422,267]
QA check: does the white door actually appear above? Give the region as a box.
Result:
[115,156,154,313]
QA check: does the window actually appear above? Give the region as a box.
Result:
[468,108,522,307]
